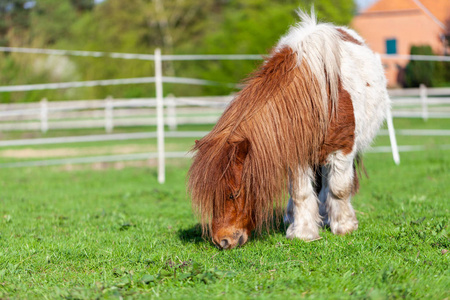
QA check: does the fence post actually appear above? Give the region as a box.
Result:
[155,48,165,184]
[40,98,48,133]
[386,107,400,165]
[105,96,114,133]
[420,84,428,121]
[166,93,177,131]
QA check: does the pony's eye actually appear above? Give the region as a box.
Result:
[229,194,235,200]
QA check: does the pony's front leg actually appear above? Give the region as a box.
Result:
[285,168,321,241]
[324,152,358,235]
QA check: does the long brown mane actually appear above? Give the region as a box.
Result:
[188,46,330,234]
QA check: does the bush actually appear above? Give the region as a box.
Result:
[404,45,434,87]
[404,45,450,87]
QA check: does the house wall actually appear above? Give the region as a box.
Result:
[351,10,445,86]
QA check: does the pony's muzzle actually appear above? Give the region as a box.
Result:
[214,231,248,250]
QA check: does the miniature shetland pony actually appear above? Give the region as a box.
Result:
[188,11,389,249]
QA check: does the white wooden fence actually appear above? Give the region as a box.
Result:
[0,92,407,180]
[1,47,449,183]
[2,86,450,176]
[390,85,450,120]
[1,86,449,133]
[0,96,231,132]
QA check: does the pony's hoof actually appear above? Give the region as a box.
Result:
[286,223,320,241]
[330,218,358,235]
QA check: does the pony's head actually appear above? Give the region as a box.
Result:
[210,138,255,249]
[189,137,255,249]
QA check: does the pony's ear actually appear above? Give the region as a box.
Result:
[193,139,200,150]
[235,138,250,162]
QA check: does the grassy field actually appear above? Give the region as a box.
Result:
[0,119,449,299]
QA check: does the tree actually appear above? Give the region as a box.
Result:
[0,0,358,102]
[143,0,215,53]
[314,0,356,25]
[0,0,31,46]
[0,0,86,102]
[67,0,218,97]
[70,0,95,12]
[186,0,356,95]
[30,0,77,46]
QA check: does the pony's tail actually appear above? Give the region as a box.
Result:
[352,154,368,195]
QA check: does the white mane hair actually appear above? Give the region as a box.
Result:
[276,9,342,115]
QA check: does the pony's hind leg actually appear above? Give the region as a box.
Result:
[323,151,358,235]
[285,168,321,241]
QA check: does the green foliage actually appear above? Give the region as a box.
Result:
[404,45,434,87]
[0,0,356,102]
[0,0,31,46]
[433,59,450,87]
[404,45,450,88]
[0,0,89,102]
[190,0,300,95]
[30,0,77,46]
[70,0,96,12]
[181,0,355,95]
[314,0,356,25]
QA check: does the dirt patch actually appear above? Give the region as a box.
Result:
[0,145,157,159]
[61,160,158,171]
[58,157,190,172]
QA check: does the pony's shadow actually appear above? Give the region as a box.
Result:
[177,223,205,245]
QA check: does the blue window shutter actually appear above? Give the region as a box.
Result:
[386,39,397,54]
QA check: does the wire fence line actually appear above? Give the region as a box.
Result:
[2,46,450,62]
[0,46,265,61]
[0,76,237,92]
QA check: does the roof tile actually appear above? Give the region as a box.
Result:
[363,0,450,27]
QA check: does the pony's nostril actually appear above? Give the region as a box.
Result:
[220,239,230,249]
[238,234,247,246]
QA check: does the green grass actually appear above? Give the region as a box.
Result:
[0,119,449,299]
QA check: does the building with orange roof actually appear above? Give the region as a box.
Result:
[351,0,450,87]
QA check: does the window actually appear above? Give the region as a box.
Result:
[386,39,397,54]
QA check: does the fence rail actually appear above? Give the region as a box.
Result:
[0,96,230,132]
[1,85,450,132]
